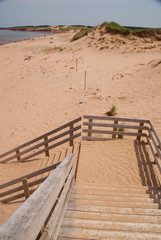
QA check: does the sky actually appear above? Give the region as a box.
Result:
[0,0,161,28]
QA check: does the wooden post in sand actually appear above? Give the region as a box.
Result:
[69,124,74,146]
[112,120,118,138]
[88,119,93,137]
[76,58,78,72]
[137,122,144,141]
[84,71,87,90]
[16,149,21,162]
[22,178,30,199]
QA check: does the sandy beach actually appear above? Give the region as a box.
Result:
[0,28,161,225]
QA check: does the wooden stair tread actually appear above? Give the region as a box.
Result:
[67,204,161,215]
[68,199,159,209]
[70,193,156,203]
[62,217,161,233]
[65,210,161,224]
[58,226,161,239]
[58,183,161,239]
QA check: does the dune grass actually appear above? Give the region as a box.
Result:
[72,28,91,41]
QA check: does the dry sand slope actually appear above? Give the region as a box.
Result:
[0,30,161,152]
[0,29,161,225]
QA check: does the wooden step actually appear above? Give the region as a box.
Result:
[70,193,156,203]
[73,184,160,194]
[68,199,159,209]
[58,226,161,239]
[67,204,161,216]
[75,182,152,189]
[62,217,161,233]
[65,209,161,224]
[58,183,161,239]
[72,189,152,199]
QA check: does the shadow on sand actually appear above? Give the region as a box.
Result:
[134,140,160,188]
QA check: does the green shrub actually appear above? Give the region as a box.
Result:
[118,128,124,139]
[72,28,90,41]
[106,105,117,116]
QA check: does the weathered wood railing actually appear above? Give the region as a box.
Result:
[0,117,81,164]
[0,154,75,240]
[82,115,149,141]
[82,115,161,174]
[147,120,161,173]
[0,162,60,203]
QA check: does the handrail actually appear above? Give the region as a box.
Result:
[0,162,60,203]
[83,115,150,123]
[0,154,75,240]
[0,117,81,163]
[82,115,150,141]
[82,115,161,174]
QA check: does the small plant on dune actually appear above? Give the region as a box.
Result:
[106,105,117,116]
[118,128,124,139]
[72,28,91,41]
[60,47,65,52]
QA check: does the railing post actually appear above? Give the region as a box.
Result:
[44,136,49,157]
[22,178,30,199]
[137,122,144,140]
[112,120,118,138]
[70,124,74,146]
[16,149,21,162]
[88,119,93,137]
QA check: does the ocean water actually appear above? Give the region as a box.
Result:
[0,29,54,44]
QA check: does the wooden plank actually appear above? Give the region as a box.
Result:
[22,178,30,199]
[1,189,36,204]
[58,226,161,239]
[39,232,49,240]
[83,122,149,130]
[83,115,150,123]
[40,168,75,240]
[61,217,161,233]
[74,143,81,180]
[0,117,81,159]
[65,209,161,224]
[52,179,74,240]
[0,176,47,198]
[149,121,161,149]
[1,125,81,163]
[19,133,81,163]
[1,132,81,164]
[0,162,60,189]
[112,120,118,139]
[0,154,74,240]
[83,129,147,137]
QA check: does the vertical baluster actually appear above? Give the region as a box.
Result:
[70,124,74,146]
[112,120,118,138]
[22,178,30,199]
[44,136,49,157]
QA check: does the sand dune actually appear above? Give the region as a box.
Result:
[0,29,161,225]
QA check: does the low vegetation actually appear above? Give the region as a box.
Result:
[118,128,124,139]
[2,22,161,41]
[72,28,91,41]
[100,21,161,39]
[106,105,117,116]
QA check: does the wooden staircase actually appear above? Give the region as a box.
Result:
[58,182,161,240]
